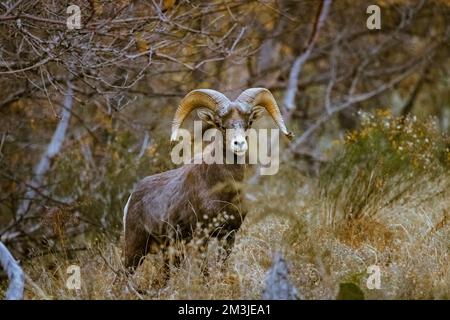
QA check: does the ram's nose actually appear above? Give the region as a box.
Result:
[230,136,248,155]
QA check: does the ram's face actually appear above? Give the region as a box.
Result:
[198,103,265,156]
[221,107,249,156]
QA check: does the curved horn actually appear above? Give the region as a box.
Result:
[236,88,293,140]
[171,89,230,141]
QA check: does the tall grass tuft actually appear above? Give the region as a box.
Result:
[319,110,450,225]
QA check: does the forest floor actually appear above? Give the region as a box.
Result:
[20,168,450,300]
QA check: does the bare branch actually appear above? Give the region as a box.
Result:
[0,241,24,300]
[283,0,332,112]
[289,59,426,151]
[16,80,74,218]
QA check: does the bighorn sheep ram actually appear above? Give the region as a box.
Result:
[123,88,292,277]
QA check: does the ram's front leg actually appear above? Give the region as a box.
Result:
[218,232,236,268]
[194,237,210,277]
[162,246,185,277]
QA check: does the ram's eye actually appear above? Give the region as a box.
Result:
[248,120,253,126]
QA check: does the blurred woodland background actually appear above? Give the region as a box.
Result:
[0,0,449,299]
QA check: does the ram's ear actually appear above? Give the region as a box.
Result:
[248,106,265,125]
[197,108,220,127]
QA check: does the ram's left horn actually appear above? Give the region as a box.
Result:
[235,88,293,140]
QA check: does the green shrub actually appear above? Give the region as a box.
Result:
[319,110,450,225]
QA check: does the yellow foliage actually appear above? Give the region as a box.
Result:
[135,32,150,53]
[163,0,176,11]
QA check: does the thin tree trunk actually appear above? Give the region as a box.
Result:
[283,0,332,113]
[0,241,24,300]
[16,80,74,218]
[400,67,428,116]
[250,0,332,184]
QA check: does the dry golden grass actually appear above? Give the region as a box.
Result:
[15,167,449,300]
